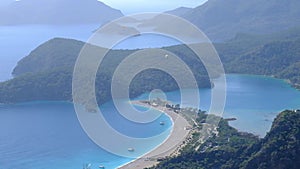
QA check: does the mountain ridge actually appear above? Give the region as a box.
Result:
[0,0,123,25]
[165,7,192,16]
[180,0,300,41]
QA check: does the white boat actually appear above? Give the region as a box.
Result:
[128,147,135,152]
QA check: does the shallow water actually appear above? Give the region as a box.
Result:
[1,25,300,168]
[0,101,172,169]
[136,74,300,137]
[1,74,300,168]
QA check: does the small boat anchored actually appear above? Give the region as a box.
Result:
[128,147,135,152]
[160,121,165,125]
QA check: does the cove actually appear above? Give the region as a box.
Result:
[1,74,300,168]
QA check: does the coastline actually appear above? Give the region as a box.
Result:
[118,100,192,169]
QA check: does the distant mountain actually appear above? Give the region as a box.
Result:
[165,7,192,16]
[181,0,300,41]
[0,0,123,25]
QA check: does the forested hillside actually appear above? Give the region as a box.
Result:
[0,38,211,104]
[181,0,300,41]
[225,39,300,87]
[1,27,300,104]
[150,110,300,169]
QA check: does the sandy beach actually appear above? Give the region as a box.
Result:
[119,100,191,169]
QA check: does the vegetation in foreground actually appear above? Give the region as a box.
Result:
[148,109,300,169]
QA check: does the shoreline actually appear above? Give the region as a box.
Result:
[1,74,299,105]
[118,100,192,169]
[116,114,174,169]
[117,107,174,169]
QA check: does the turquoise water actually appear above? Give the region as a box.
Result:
[136,74,300,137]
[1,74,300,168]
[0,101,172,169]
[1,24,300,168]
[0,24,187,169]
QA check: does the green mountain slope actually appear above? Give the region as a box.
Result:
[2,27,300,104]
[0,68,73,103]
[181,0,300,41]
[225,39,300,86]
[0,38,211,104]
[150,110,300,169]
[12,38,83,76]
[242,110,300,169]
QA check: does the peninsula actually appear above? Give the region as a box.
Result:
[120,99,192,169]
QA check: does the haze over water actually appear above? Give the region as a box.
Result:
[0,25,181,82]
[0,1,300,167]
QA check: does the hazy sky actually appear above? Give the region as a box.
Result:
[99,0,207,14]
[0,0,208,14]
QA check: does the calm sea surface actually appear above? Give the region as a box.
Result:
[0,25,180,169]
[1,75,299,168]
[143,74,300,136]
[0,25,180,82]
[0,101,172,169]
[1,25,300,169]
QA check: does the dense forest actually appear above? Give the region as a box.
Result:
[216,27,300,88]
[0,38,211,104]
[180,0,300,41]
[148,110,300,169]
[1,27,300,104]
[224,39,300,86]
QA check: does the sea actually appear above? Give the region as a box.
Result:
[0,24,181,82]
[1,25,300,169]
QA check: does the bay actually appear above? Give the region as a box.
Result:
[136,74,300,137]
[1,74,300,168]
[0,101,172,169]
[1,25,300,169]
